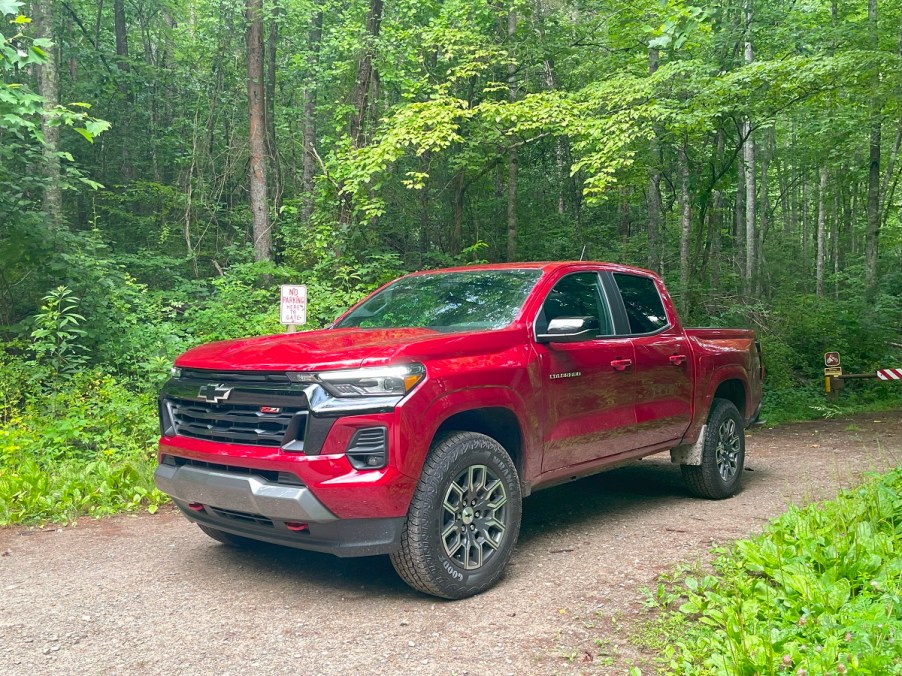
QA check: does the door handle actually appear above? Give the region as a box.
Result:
[610,359,633,371]
[669,354,687,366]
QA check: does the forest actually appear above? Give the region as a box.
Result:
[1,0,901,522]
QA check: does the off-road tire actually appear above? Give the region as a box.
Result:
[390,431,522,600]
[681,398,745,499]
[197,524,256,548]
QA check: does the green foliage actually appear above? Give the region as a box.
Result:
[30,286,88,380]
[641,469,902,674]
[0,363,164,524]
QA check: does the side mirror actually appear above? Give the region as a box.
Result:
[536,316,600,344]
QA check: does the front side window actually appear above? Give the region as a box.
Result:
[536,272,614,336]
[613,273,668,334]
[335,269,543,332]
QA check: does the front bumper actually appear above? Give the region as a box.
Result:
[154,462,338,523]
[155,463,405,557]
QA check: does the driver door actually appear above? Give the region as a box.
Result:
[534,272,637,473]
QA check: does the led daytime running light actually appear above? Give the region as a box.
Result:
[316,364,426,398]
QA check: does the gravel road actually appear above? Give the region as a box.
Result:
[2,412,901,675]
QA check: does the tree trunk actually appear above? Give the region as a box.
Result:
[618,187,630,239]
[348,0,383,148]
[757,127,771,291]
[742,0,756,296]
[736,153,745,282]
[506,7,518,262]
[816,165,827,297]
[452,171,465,254]
[341,0,383,227]
[265,1,282,216]
[678,142,691,317]
[801,173,809,261]
[33,0,63,228]
[301,8,323,225]
[708,131,725,290]
[246,0,271,262]
[742,121,756,294]
[710,187,723,290]
[865,0,881,300]
[113,0,129,69]
[832,188,840,298]
[789,121,798,240]
[647,47,662,273]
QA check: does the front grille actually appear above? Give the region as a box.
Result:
[166,398,306,447]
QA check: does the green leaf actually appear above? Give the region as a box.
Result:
[73,127,94,143]
[0,0,23,17]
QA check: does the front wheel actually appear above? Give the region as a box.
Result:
[681,398,745,499]
[390,431,522,600]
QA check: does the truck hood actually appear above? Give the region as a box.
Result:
[175,326,524,372]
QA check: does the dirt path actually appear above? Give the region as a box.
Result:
[2,412,901,675]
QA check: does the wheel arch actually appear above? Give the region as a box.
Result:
[433,406,525,478]
[712,378,747,417]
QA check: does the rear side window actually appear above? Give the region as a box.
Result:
[613,273,668,334]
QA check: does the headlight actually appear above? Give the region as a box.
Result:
[170,366,182,378]
[317,364,426,398]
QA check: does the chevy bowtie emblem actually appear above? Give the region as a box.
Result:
[198,383,233,403]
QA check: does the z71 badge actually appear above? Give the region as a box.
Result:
[550,371,581,380]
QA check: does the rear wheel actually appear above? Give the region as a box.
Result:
[197,524,256,548]
[681,398,745,499]
[390,431,522,599]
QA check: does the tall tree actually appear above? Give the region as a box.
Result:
[246,0,271,262]
[32,0,62,227]
[506,6,518,262]
[265,0,282,215]
[742,0,756,296]
[341,0,383,227]
[865,0,881,300]
[816,165,827,297]
[113,0,129,71]
[301,7,323,225]
[678,141,691,315]
[647,46,662,273]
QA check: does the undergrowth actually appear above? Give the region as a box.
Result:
[638,469,902,674]
[0,359,167,525]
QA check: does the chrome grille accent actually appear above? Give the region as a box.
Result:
[166,398,306,447]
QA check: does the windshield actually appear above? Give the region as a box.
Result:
[335,269,543,332]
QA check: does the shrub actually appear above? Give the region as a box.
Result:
[643,469,902,674]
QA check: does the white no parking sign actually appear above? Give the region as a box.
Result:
[280,284,307,330]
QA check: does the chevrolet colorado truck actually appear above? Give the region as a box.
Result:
[155,262,763,599]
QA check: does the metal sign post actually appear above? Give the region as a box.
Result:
[280,285,307,333]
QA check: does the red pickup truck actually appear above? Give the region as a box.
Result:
[156,262,763,598]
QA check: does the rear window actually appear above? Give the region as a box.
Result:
[613,273,668,334]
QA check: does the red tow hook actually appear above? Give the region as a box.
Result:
[187,502,205,511]
[285,521,308,532]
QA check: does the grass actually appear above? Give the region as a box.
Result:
[636,469,902,674]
